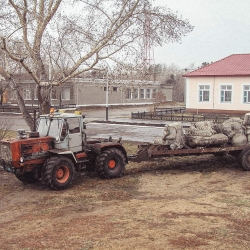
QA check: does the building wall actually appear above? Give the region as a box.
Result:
[75,82,123,105]
[74,79,173,105]
[186,76,250,114]
[4,78,173,106]
[7,82,75,106]
[161,85,173,101]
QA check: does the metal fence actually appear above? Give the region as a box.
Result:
[0,106,38,113]
[0,103,76,113]
[155,107,186,114]
[54,104,76,109]
[131,111,244,124]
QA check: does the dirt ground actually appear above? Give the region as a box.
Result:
[1,141,250,250]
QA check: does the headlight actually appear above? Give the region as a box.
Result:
[20,157,24,163]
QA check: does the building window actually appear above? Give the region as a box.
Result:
[62,87,70,100]
[140,89,144,99]
[113,87,118,92]
[243,85,250,103]
[51,88,57,100]
[10,91,17,100]
[126,88,132,99]
[23,86,31,100]
[34,88,38,100]
[199,85,210,102]
[152,89,157,98]
[220,85,232,102]
[133,89,138,99]
[146,89,151,99]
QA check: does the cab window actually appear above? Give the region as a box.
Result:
[67,118,81,134]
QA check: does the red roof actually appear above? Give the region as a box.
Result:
[183,54,250,77]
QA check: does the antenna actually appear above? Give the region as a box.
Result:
[142,1,155,71]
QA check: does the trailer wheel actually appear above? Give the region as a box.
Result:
[15,171,38,184]
[42,156,74,190]
[239,146,250,171]
[96,148,126,178]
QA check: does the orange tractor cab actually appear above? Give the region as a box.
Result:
[0,109,127,190]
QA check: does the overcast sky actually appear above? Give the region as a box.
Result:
[153,0,250,69]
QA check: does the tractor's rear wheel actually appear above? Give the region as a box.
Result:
[95,148,126,178]
[239,146,250,170]
[42,156,74,190]
[15,171,38,184]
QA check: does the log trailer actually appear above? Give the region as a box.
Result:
[0,109,250,190]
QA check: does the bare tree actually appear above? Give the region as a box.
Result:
[150,91,166,114]
[157,63,186,102]
[0,0,193,129]
[172,76,185,102]
[0,50,11,105]
[0,118,14,139]
[0,80,9,105]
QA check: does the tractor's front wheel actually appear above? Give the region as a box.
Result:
[95,148,126,178]
[15,171,38,184]
[42,156,74,190]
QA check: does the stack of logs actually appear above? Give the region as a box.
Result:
[155,116,250,150]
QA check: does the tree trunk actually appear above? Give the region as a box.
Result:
[9,79,34,130]
[40,98,51,115]
[36,86,51,115]
[0,92,2,105]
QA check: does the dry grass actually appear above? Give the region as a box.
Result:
[1,139,250,249]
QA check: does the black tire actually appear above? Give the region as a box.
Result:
[95,148,126,178]
[15,171,38,184]
[239,146,250,171]
[42,156,74,190]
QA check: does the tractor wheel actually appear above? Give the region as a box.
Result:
[15,171,38,184]
[239,146,250,171]
[95,148,126,178]
[42,156,74,190]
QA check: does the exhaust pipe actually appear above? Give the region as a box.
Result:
[29,109,40,138]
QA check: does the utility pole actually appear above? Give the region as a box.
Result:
[106,71,109,121]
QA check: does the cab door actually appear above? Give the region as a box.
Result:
[67,118,83,152]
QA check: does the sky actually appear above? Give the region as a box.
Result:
[153,0,250,69]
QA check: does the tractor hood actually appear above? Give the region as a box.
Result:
[0,135,53,170]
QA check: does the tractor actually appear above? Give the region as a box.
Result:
[3,109,250,191]
[0,109,127,190]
